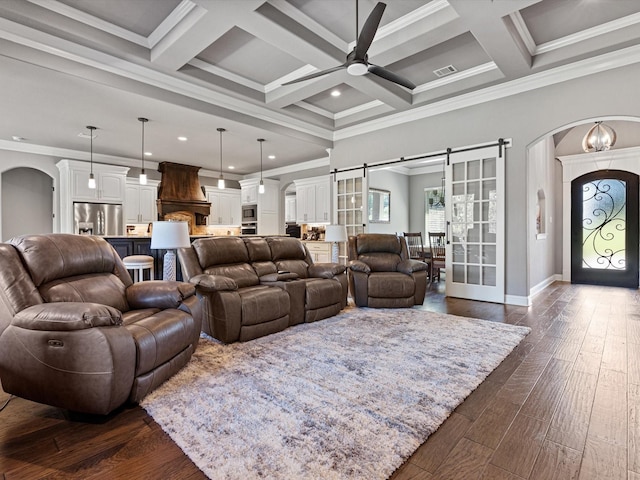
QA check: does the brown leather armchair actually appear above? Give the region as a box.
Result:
[0,234,202,415]
[348,233,428,307]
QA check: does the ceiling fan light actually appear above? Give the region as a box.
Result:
[347,62,368,76]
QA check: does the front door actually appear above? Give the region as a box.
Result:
[571,170,639,287]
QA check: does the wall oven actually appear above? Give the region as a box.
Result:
[242,204,257,222]
[241,223,257,235]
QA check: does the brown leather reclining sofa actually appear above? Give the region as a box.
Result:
[178,236,348,343]
[0,234,202,415]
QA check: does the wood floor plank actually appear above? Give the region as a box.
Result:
[479,464,526,480]
[430,438,494,480]
[601,334,627,374]
[546,370,598,452]
[494,350,553,406]
[629,383,640,474]
[579,437,626,480]
[588,368,627,447]
[408,412,473,473]
[528,440,581,480]
[489,413,548,478]
[390,461,433,480]
[630,343,640,386]
[520,358,573,423]
[464,396,520,449]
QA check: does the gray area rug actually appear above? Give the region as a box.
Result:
[142,307,530,480]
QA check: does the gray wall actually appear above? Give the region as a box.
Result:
[368,169,409,234]
[330,62,640,298]
[2,167,53,240]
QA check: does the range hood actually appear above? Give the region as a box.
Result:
[156,162,210,227]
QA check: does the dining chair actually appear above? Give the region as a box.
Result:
[403,232,426,261]
[428,232,446,282]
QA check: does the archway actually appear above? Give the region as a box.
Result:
[1,167,54,240]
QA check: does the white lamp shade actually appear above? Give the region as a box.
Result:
[324,224,347,243]
[150,221,190,249]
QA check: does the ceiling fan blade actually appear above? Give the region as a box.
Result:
[354,2,386,60]
[281,64,346,85]
[368,64,416,90]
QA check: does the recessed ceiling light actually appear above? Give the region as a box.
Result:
[331,90,341,97]
[268,155,276,160]
[11,135,25,142]
[228,165,235,170]
[78,131,97,139]
[144,152,152,156]
[177,136,187,141]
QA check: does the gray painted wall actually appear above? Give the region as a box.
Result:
[2,167,53,241]
[368,169,409,234]
[330,62,640,297]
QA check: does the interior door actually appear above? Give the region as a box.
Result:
[571,170,639,287]
[445,145,505,303]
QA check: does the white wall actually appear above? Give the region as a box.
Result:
[2,168,53,240]
[330,62,640,299]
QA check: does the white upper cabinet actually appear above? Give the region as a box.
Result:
[125,178,158,223]
[294,176,330,224]
[65,162,127,202]
[205,187,241,225]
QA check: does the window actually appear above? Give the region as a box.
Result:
[425,187,445,233]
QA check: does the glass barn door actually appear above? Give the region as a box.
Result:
[446,145,505,303]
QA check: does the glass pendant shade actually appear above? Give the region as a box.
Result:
[582,121,617,153]
[259,180,265,194]
[139,172,147,185]
[217,127,226,189]
[86,125,97,189]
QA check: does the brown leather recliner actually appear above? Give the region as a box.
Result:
[348,233,428,307]
[0,234,202,415]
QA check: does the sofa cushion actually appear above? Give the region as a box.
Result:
[303,278,342,310]
[358,252,401,272]
[10,234,118,287]
[39,273,130,312]
[192,237,250,269]
[203,263,259,288]
[268,237,308,261]
[368,272,414,298]
[238,286,289,326]
[275,259,310,279]
[355,234,403,256]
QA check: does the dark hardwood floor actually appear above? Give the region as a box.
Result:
[1,281,638,479]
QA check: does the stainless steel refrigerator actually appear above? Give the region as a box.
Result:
[73,202,123,236]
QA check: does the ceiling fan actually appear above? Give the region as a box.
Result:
[282,1,416,90]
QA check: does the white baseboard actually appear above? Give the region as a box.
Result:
[504,294,531,307]
[531,274,562,298]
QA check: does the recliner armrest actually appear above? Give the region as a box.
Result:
[348,260,371,274]
[260,272,299,282]
[308,263,346,278]
[397,259,429,275]
[188,274,238,293]
[12,302,122,331]
[126,281,196,310]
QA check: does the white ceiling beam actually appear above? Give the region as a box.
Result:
[151,0,264,71]
[344,74,412,110]
[266,70,351,109]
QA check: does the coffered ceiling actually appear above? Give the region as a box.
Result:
[0,0,638,176]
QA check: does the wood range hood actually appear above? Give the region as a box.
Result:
[156,162,210,226]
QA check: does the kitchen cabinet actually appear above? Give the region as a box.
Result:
[285,195,297,223]
[294,176,330,224]
[205,187,241,225]
[61,161,127,202]
[125,179,158,223]
[303,241,331,263]
[241,184,258,205]
[239,178,280,235]
[57,159,129,234]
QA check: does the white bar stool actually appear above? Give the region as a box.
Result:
[122,255,154,282]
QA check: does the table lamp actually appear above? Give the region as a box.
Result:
[324,224,348,264]
[150,221,190,281]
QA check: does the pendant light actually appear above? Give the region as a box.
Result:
[257,138,265,194]
[86,125,97,189]
[138,117,148,185]
[582,121,617,153]
[217,127,226,189]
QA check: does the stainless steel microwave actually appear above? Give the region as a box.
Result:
[242,204,257,222]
